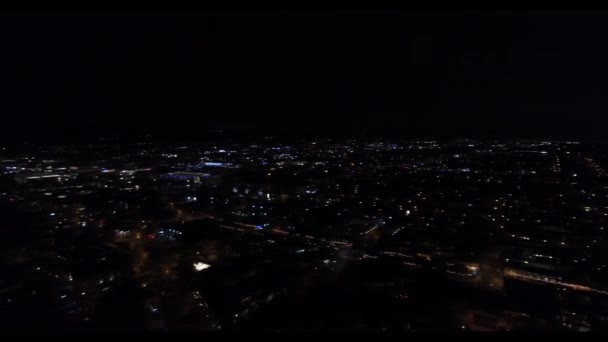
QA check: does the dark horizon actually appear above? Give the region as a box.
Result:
[1,120,604,146]
[2,11,608,142]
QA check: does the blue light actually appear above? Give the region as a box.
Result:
[256,225,263,230]
[204,162,224,167]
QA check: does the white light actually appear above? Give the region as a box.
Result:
[193,262,211,271]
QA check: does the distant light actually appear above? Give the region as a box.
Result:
[266,193,270,200]
[193,262,211,271]
[50,212,56,216]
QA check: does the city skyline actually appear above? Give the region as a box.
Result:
[3,8,608,333]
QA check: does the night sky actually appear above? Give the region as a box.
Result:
[1,11,608,142]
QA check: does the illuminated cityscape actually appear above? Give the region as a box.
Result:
[2,9,608,332]
[1,139,608,331]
